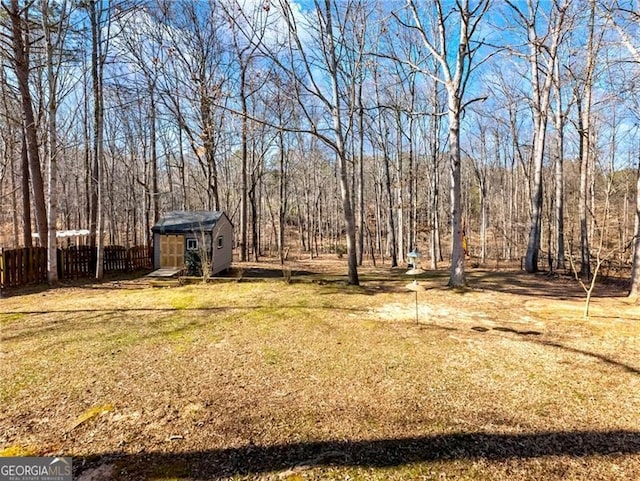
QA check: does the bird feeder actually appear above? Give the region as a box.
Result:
[406,248,422,276]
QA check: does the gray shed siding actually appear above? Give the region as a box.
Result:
[151,211,233,275]
[210,215,233,274]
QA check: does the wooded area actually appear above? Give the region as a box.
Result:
[1,0,640,291]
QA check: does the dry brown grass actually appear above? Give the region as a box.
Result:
[1,258,639,480]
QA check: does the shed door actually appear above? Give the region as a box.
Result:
[159,235,185,268]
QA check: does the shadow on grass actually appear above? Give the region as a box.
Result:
[467,270,630,300]
[77,430,640,480]
[537,339,640,375]
[222,267,317,279]
[470,325,640,375]
[493,326,542,336]
[0,271,155,297]
[471,326,541,336]
[0,305,372,343]
[2,305,371,316]
[11,266,624,302]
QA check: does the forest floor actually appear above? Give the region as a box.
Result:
[1,256,639,480]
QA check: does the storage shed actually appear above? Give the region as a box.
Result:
[151,211,233,276]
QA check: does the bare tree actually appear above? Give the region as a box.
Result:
[2,0,48,248]
[632,167,640,297]
[115,7,167,227]
[400,0,489,287]
[40,0,72,283]
[222,4,265,262]
[157,1,229,213]
[370,58,398,267]
[552,44,567,270]
[88,0,114,279]
[568,0,601,279]
[507,0,567,273]
[601,1,640,298]
[230,0,365,284]
[0,59,25,247]
[466,112,490,264]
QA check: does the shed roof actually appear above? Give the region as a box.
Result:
[151,211,226,234]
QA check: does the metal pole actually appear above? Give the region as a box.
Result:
[415,279,418,324]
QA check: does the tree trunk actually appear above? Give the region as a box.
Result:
[374,76,397,267]
[448,94,465,287]
[383,149,398,267]
[20,129,32,247]
[408,114,416,254]
[356,82,365,266]
[43,0,65,283]
[10,140,19,247]
[524,134,544,273]
[324,0,358,285]
[630,173,640,298]
[578,101,591,279]
[150,81,159,225]
[429,95,441,270]
[480,182,487,264]
[278,132,287,264]
[578,0,596,279]
[521,1,564,273]
[553,55,565,270]
[239,65,248,262]
[8,0,47,248]
[406,0,488,285]
[396,113,405,265]
[90,0,105,279]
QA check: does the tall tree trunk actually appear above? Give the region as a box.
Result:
[630,172,640,298]
[200,83,220,211]
[373,71,397,267]
[10,140,19,247]
[178,116,187,210]
[83,62,92,236]
[429,90,441,269]
[407,0,488,286]
[7,0,47,248]
[0,68,22,247]
[480,180,487,264]
[448,93,465,286]
[578,0,596,279]
[324,0,358,285]
[553,55,565,270]
[278,132,287,264]
[150,81,159,225]
[396,113,405,265]
[43,0,65,284]
[577,98,591,279]
[90,0,105,279]
[239,66,248,262]
[475,124,489,264]
[383,148,398,267]
[521,1,564,273]
[356,81,365,266]
[525,122,546,273]
[408,114,416,253]
[20,129,32,247]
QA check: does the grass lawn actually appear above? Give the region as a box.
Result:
[1,260,639,480]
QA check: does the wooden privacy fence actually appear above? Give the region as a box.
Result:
[0,245,152,289]
[0,247,48,289]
